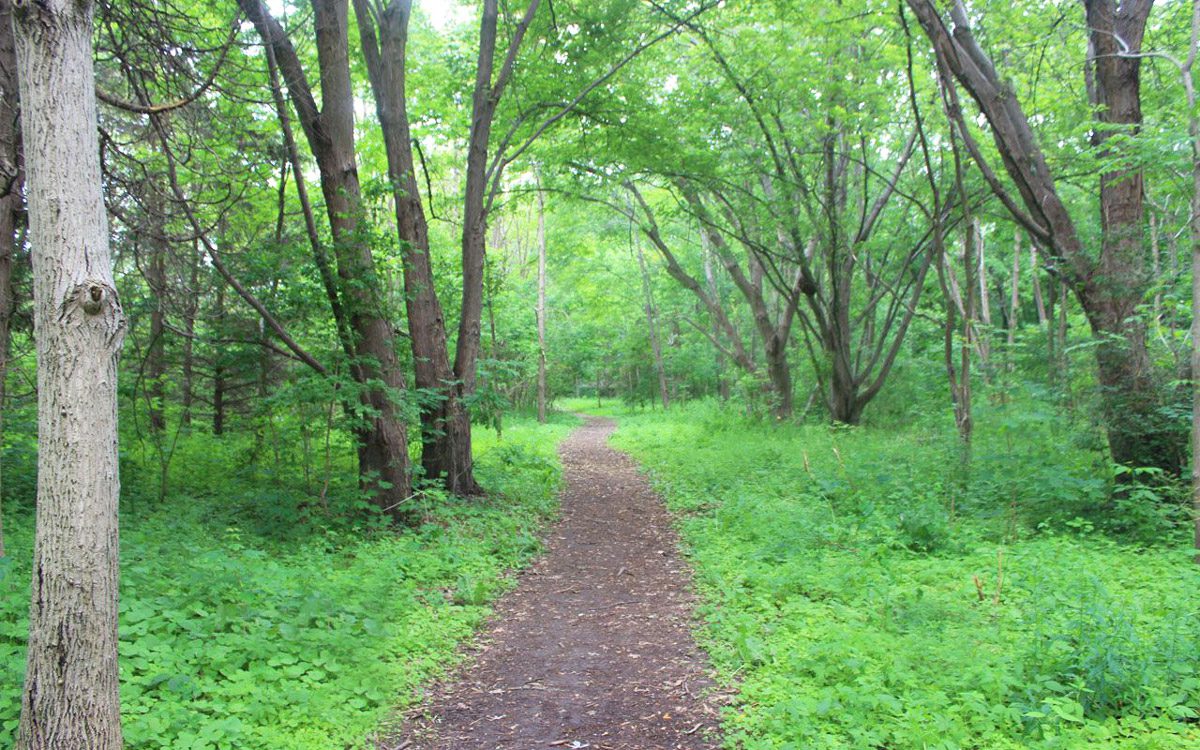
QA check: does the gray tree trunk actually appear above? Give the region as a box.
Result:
[1008,228,1021,351]
[1183,0,1199,559]
[14,0,126,747]
[536,186,547,423]
[635,237,670,410]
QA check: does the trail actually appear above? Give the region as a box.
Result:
[388,417,723,750]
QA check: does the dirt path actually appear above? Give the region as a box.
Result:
[387,417,723,750]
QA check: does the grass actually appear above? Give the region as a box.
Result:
[0,411,578,749]
[603,400,1200,750]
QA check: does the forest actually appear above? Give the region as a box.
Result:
[2,0,1200,748]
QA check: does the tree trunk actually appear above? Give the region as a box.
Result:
[351,0,479,495]
[1031,243,1047,325]
[242,0,412,511]
[144,190,168,433]
[1083,0,1166,470]
[180,240,198,427]
[1008,227,1021,352]
[453,0,540,397]
[14,1,126,746]
[536,185,548,423]
[0,0,22,560]
[908,0,1175,472]
[634,238,670,410]
[976,220,992,369]
[702,236,731,400]
[212,283,226,436]
[1150,210,1163,324]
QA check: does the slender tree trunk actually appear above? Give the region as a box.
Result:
[702,236,730,400]
[0,0,22,560]
[1182,0,1199,559]
[1031,243,1047,326]
[1150,211,1163,324]
[536,186,548,423]
[1008,227,1021,352]
[14,1,126,746]
[960,224,978,444]
[212,282,226,437]
[144,191,168,432]
[180,240,198,427]
[977,220,992,369]
[453,0,540,397]
[634,239,670,410]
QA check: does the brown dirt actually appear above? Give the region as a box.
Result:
[384,416,724,750]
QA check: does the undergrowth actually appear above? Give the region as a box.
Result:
[608,400,1200,750]
[0,412,577,749]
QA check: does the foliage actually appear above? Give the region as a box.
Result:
[0,414,577,749]
[608,401,1200,750]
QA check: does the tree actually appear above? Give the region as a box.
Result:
[13,0,126,746]
[352,0,486,495]
[905,0,1182,473]
[0,0,22,560]
[240,0,413,511]
[536,183,548,422]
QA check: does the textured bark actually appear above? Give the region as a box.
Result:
[14,0,126,746]
[454,0,540,399]
[0,0,22,560]
[241,0,412,511]
[1083,0,1164,470]
[212,283,226,436]
[352,0,479,495]
[1008,228,1021,352]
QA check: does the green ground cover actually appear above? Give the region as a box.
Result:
[606,401,1200,750]
[0,413,577,749]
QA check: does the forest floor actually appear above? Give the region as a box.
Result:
[385,416,725,750]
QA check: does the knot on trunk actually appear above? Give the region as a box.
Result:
[61,278,121,322]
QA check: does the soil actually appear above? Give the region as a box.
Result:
[384,416,724,750]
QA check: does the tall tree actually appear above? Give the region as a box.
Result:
[536,184,548,423]
[0,0,22,560]
[13,0,126,746]
[352,0,485,495]
[240,0,413,511]
[905,0,1180,472]
[634,232,671,409]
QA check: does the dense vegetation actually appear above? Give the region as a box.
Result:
[608,399,1200,749]
[1,412,575,748]
[2,0,1200,747]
